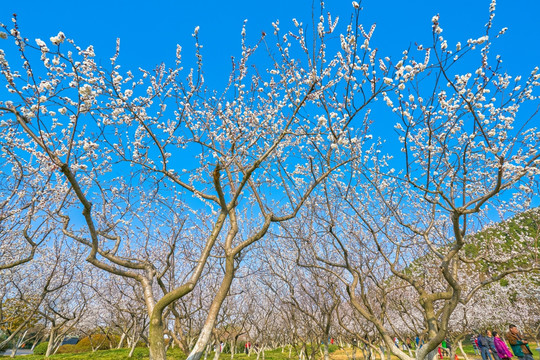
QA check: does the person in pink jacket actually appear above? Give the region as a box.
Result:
[493,331,514,360]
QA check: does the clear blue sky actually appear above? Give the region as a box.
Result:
[2,1,539,216]
[3,0,540,88]
[2,0,540,176]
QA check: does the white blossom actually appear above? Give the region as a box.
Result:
[50,31,65,45]
[35,38,49,52]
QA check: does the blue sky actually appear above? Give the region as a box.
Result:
[3,0,540,183]
[3,0,540,88]
[2,0,539,164]
[2,1,539,222]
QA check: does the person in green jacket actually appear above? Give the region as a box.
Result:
[506,325,533,360]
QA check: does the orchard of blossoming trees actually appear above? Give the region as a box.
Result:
[0,1,539,360]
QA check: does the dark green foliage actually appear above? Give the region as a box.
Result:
[32,342,48,355]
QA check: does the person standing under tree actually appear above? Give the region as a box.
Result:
[506,325,534,360]
[471,334,480,355]
[493,331,513,360]
[487,331,501,360]
[478,333,494,360]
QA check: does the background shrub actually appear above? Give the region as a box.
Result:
[33,341,48,355]
[56,343,82,354]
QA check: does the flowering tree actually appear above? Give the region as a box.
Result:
[0,2,393,358]
[0,236,83,356]
[0,127,54,271]
[80,272,150,357]
[292,3,540,360]
[261,241,340,360]
[40,270,88,357]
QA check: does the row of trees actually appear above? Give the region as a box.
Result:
[1,228,539,358]
[1,1,540,359]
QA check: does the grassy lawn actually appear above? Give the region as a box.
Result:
[2,343,538,360]
[0,346,313,360]
[1,347,158,360]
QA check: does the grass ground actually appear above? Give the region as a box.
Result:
[1,343,538,360]
[0,347,308,360]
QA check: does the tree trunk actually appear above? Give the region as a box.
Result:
[30,335,42,352]
[148,314,167,360]
[422,348,439,360]
[45,328,56,358]
[128,333,140,359]
[117,332,126,349]
[186,257,235,360]
[457,341,469,360]
[376,346,384,360]
[323,340,329,360]
[10,330,27,358]
[52,336,65,355]
[213,342,223,360]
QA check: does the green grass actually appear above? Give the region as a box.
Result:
[1,347,155,360]
[458,343,478,355]
[0,346,315,360]
[12,343,540,360]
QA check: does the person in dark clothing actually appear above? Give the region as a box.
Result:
[477,333,494,360]
[486,331,500,360]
